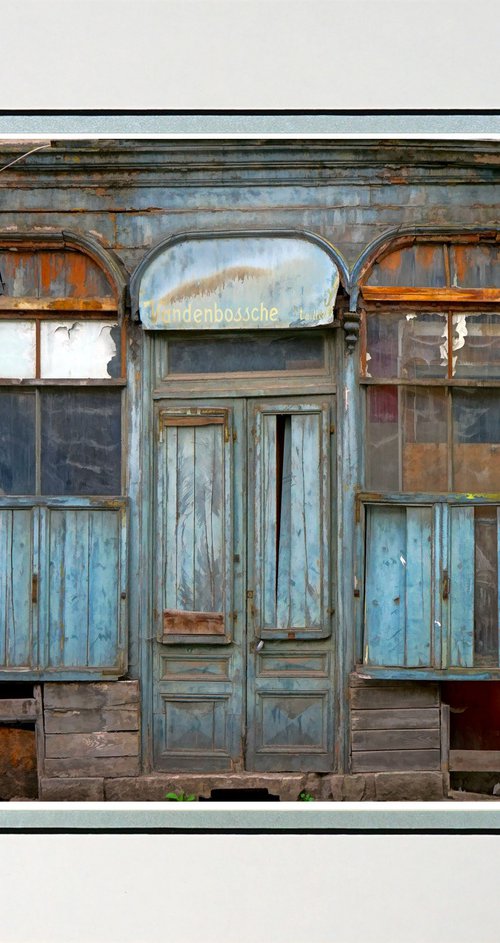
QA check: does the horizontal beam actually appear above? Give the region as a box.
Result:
[361,286,500,303]
[0,698,37,722]
[0,297,116,313]
[449,750,500,772]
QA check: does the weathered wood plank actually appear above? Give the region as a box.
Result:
[449,507,474,667]
[0,698,37,722]
[352,708,440,730]
[43,707,140,734]
[0,509,34,669]
[0,297,116,312]
[364,506,406,665]
[449,750,500,772]
[45,731,139,759]
[361,287,500,303]
[47,509,89,668]
[43,681,139,710]
[88,510,120,666]
[44,755,140,778]
[350,683,439,710]
[193,425,223,613]
[405,507,432,666]
[162,609,224,635]
[352,728,440,752]
[351,749,441,773]
[264,414,279,627]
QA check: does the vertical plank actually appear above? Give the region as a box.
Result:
[405,507,432,666]
[364,506,406,666]
[275,416,290,627]
[88,510,120,666]
[164,424,178,611]
[48,509,89,667]
[193,425,223,613]
[290,412,321,628]
[449,506,474,667]
[176,426,195,610]
[0,509,33,668]
[263,414,279,627]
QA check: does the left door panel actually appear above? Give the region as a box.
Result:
[153,401,245,772]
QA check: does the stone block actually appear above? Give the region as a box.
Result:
[39,777,105,801]
[374,772,444,801]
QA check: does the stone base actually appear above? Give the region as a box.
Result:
[39,777,105,801]
[325,772,445,802]
[37,770,446,802]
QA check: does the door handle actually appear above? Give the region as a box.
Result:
[442,569,450,600]
[255,639,264,653]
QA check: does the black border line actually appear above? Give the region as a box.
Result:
[0,110,499,117]
[1,828,500,835]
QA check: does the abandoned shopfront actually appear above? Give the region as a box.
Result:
[0,140,499,800]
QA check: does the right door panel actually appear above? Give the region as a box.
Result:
[246,397,335,772]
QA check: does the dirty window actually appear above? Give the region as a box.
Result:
[0,392,36,494]
[41,390,121,495]
[366,386,500,492]
[167,332,325,374]
[365,311,447,379]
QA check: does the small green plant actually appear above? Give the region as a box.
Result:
[165,790,197,802]
[298,790,315,802]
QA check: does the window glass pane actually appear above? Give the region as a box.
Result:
[453,313,500,379]
[366,386,448,492]
[402,388,448,491]
[0,321,36,379]
[41,390,121,495]
[366,386,399,490]
[365,312,447,379]
[167,333,324,374]
[453,390,500,492]
[40,321,121,379]
[0,392,36,494]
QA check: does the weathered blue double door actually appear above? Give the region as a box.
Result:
[153,395,336,772]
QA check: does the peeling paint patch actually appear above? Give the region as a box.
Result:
[40,320,119,378]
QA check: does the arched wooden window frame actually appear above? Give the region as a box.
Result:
[0,232,130,680]
[355,228,500,680]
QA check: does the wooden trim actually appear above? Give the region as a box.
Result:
[0,297,117,313]
[449,750,500,772]
[162,609,225,635]
[361,287,500,303]
[161,415,225,427]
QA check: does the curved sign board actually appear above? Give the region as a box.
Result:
[138,235,340,330]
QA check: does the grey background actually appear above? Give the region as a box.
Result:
[1,0,499,111]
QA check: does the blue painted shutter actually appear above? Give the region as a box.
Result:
[0,499,127,678]
[364,504,434,667]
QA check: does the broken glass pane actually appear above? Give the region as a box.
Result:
[0,392,36,494]
[402,388,448,491]
[365,312,447,379]
[40,320,121,379]
[453,390,500,492]
[366,386,400,490]
[0,321,36,379]
[453,313,500,379]
[41,390,121,495]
